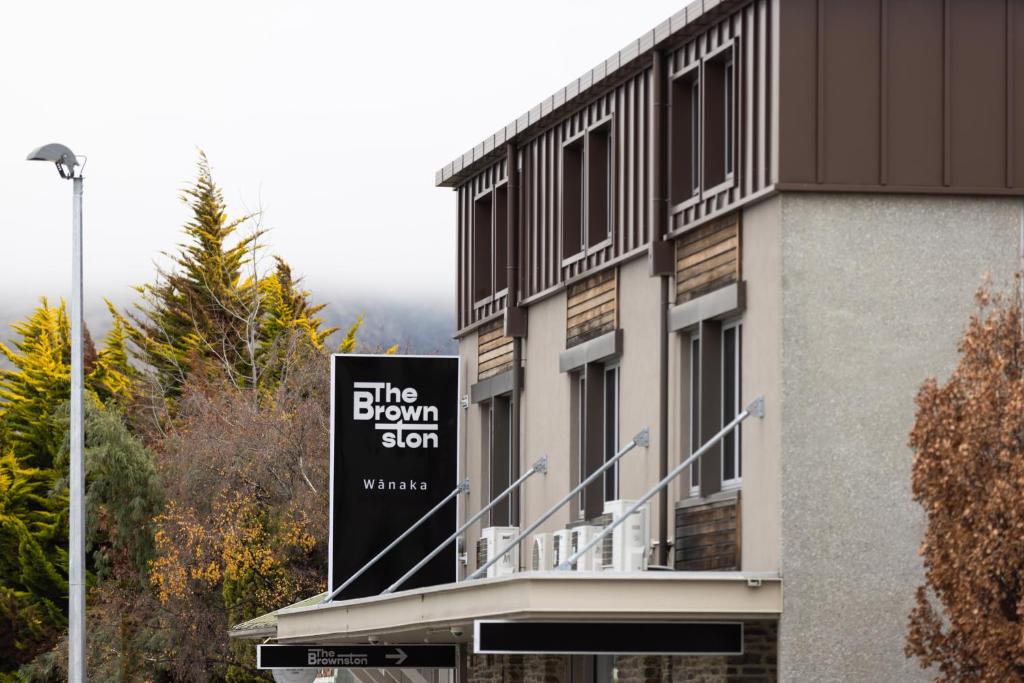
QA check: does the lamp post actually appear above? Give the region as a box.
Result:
[26,143,85,682]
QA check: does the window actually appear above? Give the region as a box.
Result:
[482,396,515,526]
[688,336,701,493]
[603,365,620,502]
[670,68,700,205]
[702,46,736,190]
[473,192,493,302]
[574,362,620,520]
[494,185,508,293]
[686,321,742,494]
[561,120,614,262]
[562,137,585,259]
[721,322,741,486]
[473,184,510,305]
[587,123,613,248]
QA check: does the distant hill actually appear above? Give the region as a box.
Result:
[0,293,456,361]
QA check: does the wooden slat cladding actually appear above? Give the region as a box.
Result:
[674,496,741,571]
[778,0,1024,193]
[520,70,651,305]
[477,320,514,380]
[456,161,508,331]
[668,0,777,236]
[453,0,778,336]
[676,213,740,303]
[566,269,617,348]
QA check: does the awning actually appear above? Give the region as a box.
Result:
[234,571,781,645]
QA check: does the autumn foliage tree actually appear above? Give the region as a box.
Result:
[907,276,1024,680]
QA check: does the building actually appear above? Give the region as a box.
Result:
[232,1,1024,680]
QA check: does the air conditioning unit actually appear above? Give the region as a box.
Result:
[531,533,554,571]
[476,526,520,578]
[602,500,650,572]
[552,529,571,568]
[569,524,605,571]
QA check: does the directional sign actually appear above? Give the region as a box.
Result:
[474,620,744,656]
[257,644,458,670]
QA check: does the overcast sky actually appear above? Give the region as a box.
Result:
[0,1,683,313]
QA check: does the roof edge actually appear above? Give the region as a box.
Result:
[435,0,741,188]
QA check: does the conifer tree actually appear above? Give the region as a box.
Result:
[127,151,261,395]
[0,299,133,469]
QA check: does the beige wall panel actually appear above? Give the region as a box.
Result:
[615,257,663,557]
[458,333,484,579]
[519,290,573,541]
[738,197,783,573]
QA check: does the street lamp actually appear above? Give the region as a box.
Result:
[26,142,85,683]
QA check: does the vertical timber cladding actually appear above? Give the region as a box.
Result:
[675,212,741,303]
[457,161,507,331]
[329,355,459,600]
[675,495,742,571]
[477,319,514,380]
[519,69,651,305]
[566,269,618,348]
[668,0,777,233]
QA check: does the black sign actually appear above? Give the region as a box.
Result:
[330,355,459,600]
[474,620,744,655]
[257,644,458,669]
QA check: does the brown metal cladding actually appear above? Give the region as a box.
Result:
[778,0,1024,193]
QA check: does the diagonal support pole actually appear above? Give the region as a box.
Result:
[383,456,548,594]
[468,428,650,580]
[322,479,469,603]
[557,396,764,571]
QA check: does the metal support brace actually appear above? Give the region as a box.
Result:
[557,396,765,571]
[322,478,470,603]
[468,428,650,580]
[383,456,549,594]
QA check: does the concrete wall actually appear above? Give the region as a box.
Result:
[777,193,1022,682]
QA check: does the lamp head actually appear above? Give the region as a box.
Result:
[26,143,79,179]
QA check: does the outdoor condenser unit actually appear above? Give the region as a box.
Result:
[569,525,605,571]
[601,500,650,572]
[476,526,520,578]
[531,532,554,571]
[552,529,571,568]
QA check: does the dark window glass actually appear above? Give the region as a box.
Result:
[473,193,493,302]
[722,326,738,482]
[689,337,701,489]
[587,126,612,247]
[562,138,585,258]
[724,60,734,177]
[691,78,701,195]
[494,185,508,293]
[603,366,619,502]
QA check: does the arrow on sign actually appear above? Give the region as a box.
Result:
[385,648,408,666]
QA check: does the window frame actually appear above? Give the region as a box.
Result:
[720,320,742,490]
[684,318,743,496]
[483,394,515,526]
[700,40,739,199]
[472,180,511,310]
[669,62,702,213]
[560,115,616,268]
[602,362,620,503]
[687,335,701,496]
